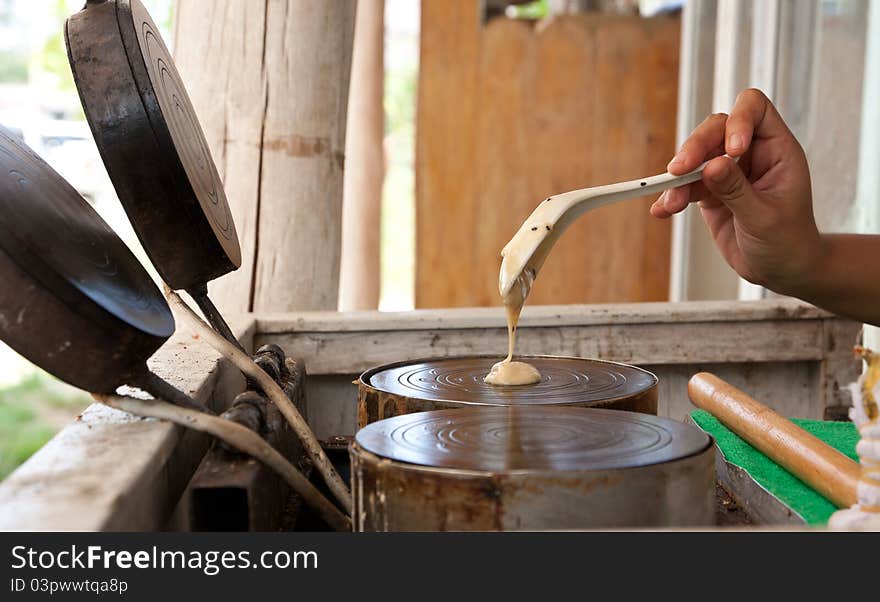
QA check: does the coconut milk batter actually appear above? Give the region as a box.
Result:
[483,268,542,386]
[486,165,710,386]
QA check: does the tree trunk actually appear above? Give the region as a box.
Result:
[173,0,356,312]
[339,0,385,311]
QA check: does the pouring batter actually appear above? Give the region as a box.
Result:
[486,149,711,386]
[483,268,542,386]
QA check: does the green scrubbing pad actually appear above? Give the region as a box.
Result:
[690,409,860,525]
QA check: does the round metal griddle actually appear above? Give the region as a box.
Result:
[0,126,174,393]
[355,406,709,473]
[350,407,715,531]
[357,356,658,427]
[66,0,242,348]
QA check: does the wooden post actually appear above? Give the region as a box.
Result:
[339,0,385,311]
[173,1,356,313]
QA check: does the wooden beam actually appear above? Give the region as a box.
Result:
[257,298,834,331]
[254,300,860,375]
[174,1,356,313]
[0,317,255,531]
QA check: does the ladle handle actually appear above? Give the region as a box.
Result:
[565,159,711,209]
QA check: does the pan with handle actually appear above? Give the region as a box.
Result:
[65,0,243,349]
[0,125,206,413]
[0,129,356,528]
[64,0,354,511]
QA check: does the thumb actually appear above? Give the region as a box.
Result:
[701,155,756,212]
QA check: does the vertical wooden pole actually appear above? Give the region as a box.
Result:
[339,0,385,311]
[174,0,356,313]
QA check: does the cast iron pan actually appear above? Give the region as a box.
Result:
[65,0,243,348]
[0,126,177,396]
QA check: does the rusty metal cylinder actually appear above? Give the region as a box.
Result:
[357,356,658,428]
[350,406,715,531]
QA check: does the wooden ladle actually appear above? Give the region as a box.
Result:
[499,160,711,300]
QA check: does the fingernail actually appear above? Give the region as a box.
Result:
[667,152,686,170]
[729,133,743,152]
[659,190,669,208]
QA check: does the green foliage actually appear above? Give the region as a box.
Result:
[143,0,174,35]
[0,50,28,83]
[0,423,55,480]
[385,66,416,136]
[379,38,418,308]
[0,372,89,480]
[29,0,75,92]
[26,0,171,96]
[507,0,550,19]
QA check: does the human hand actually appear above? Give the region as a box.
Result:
[650,89,821,296]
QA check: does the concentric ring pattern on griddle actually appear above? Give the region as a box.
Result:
[355,406,711,472]
[0,126,173,337]
[128,0,237,250]
[66,0,241,291]
[365,356,657,406]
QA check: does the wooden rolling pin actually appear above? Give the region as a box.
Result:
[688,372,860,508]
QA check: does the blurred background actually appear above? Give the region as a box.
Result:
[0,0,877,478]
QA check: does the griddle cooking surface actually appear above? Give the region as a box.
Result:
[0,126,173,337]
[355,406,711,472]
[365,356,656,406]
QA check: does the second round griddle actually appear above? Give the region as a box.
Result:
[366,356,655,404]
[357,356,658,427]
[355,406,711,472]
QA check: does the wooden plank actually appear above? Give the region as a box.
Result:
[0,318,254,531]
[256,299,833,332]
[640,16,680,298]
[568,15,651,303]
[257,319,835,376]
[471,17,535,307]
[415,0,482,307]
[254,301,860,376]
[524,15,597,304]
[819,318,863,412]
[654,361,819,420]
[174,1,356,313]
[416,13,680,308]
